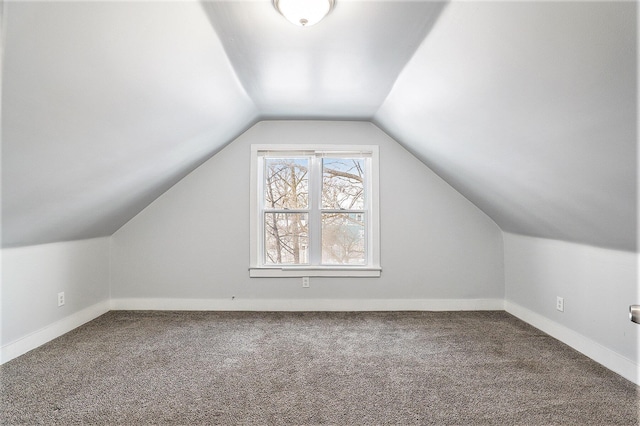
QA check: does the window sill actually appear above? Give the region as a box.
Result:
[249,266,382,278]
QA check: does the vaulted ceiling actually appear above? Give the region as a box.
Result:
[2,1,637,251]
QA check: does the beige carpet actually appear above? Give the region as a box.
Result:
[1,311,638,425]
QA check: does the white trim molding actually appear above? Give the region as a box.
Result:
[0,300,110,365]
[111,298,504,312]
[505,300,639,385]
[249,266,382,278]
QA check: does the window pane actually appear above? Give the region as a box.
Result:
[321,213,365,265]
[265,213,309,265]
[264,158,309,209]
[322,158,364,210]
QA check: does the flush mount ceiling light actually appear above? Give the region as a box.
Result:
[274,0,335,27]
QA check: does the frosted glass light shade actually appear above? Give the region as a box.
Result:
[274,0,335,27]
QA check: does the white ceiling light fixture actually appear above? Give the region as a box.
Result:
[274,0,335,27]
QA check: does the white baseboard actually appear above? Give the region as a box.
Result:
[9,298,635,387]
[110,297,505,312]
[0,300,110,365]
[505,300,639,385]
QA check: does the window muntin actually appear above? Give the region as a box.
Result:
[263,157,310,265]
[250,145,380,277]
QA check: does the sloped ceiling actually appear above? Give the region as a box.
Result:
[2,1,637,252]
[1,1,258,247]
[375,1,637,251]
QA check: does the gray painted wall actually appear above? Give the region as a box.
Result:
[1,237,110,347]
[504,232,638,365]
[111,121,504,301]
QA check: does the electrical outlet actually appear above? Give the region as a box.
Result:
[556,296,564,312]
[58,292,65,307]
[302,277,310,288]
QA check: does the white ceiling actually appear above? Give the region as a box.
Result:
[375,1,637,251]
[203,0,445,118]
[2,1,258,247]
[1,0,637,251]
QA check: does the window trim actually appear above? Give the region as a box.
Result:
[250,144,381,278]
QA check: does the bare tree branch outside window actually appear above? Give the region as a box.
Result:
[263,156,366,266]
[322,159,365,265]
[264,158,309,264]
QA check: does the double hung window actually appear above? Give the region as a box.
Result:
[250,145,380,277]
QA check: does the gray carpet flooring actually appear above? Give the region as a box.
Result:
[1,311,638,425]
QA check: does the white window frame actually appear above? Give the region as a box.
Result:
[250,144,381,278]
